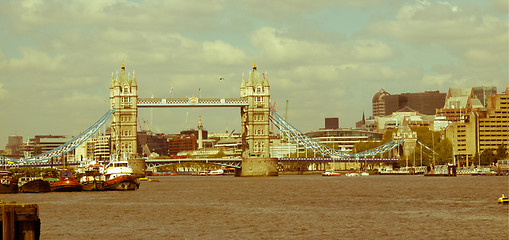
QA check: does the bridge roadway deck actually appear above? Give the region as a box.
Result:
[1,157,397,168]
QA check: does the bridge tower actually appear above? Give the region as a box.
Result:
[239,62,278,176]
[110,61,138,158]
[393,125,417,163]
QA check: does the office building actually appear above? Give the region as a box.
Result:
[372,89,446,116]
[472,86,497,107]
[436,88,484,122]
[445,88,509,166]
[4,136,23,157]
[325,118,339,129]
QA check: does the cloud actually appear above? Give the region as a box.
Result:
[364,0,508,90]
[366,1,507,55]
[251,27,394,66]
[251,27,335,64]
[422,74,451,88]
[1,48,65,74]
[202,40,248,66]
[0,83,7,99]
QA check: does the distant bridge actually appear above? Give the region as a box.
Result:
[1,63,406,168]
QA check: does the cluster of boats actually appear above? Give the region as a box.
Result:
[0,159,140,193]
[192,169,225,176]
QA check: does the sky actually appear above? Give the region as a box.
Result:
[0,0,508,148]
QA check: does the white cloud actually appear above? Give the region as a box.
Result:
[251,27,394,66]
[251,27,335,64]
[350,40,393,62]
[1,48,65,73]
[202,40,248,66]
[365,0,508,92]
[0,83,7,99]
[422,74,451,88]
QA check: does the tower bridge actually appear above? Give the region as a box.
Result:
[109,61,275,176]
[2,61,405,175]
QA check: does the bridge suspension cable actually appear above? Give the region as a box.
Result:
[416,140,439,156]
[269,108,403,158]
[3,109,114,163]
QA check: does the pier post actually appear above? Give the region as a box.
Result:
[2,205,14,239]
[1,201,40,240]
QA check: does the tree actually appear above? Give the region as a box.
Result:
[480,149,495,165]
[435,137,452,165]
[212,150,226,158]
[381,128,397,143]
[495,144,508,161]
[353,140,382,154]
[33,146,43,155]
[409,127,442,166]
[472,152,480,166]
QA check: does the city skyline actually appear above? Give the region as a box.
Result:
[0,0,508,148]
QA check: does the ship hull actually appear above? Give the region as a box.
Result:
[20,180,51,193]
[104,175,139,191]
[51,178,83,192]
[81,181,105,191]
[0,183,18,194]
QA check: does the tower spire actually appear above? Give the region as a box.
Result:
[253,60,257,70]
[121,59,125,70]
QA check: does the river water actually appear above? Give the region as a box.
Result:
[2,175,508,239]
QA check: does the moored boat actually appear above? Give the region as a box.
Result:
[0,171,18,193]
[80,164,106,191]
[18,177,51,193]
[345,172,360,177]
[51,171,83,192]
[208,169,224,176]
[322,171,341,176]
[103,160,139,191]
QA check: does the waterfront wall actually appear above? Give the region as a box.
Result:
[128,159,146,178]
[239,158,278,177]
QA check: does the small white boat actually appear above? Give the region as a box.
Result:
[322,171,341,176]
[209,169,224,176]
[345,172,359,177]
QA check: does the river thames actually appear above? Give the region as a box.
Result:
[2,175,508,239]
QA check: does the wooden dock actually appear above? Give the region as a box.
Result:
[0,201,40,240]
